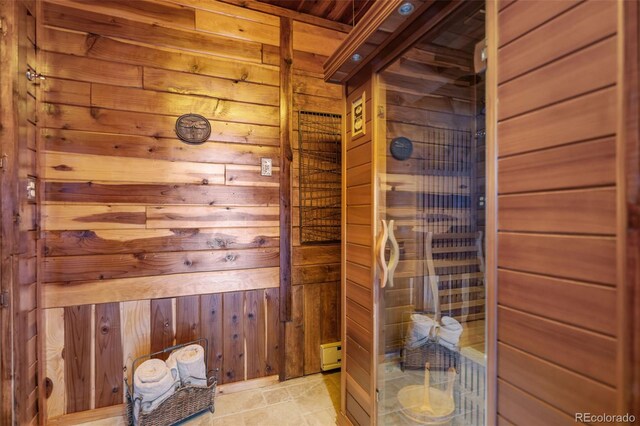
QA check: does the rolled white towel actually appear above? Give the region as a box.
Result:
[407,314,438,349]
[438,316,463,347]
[165,352,179,381]
[438,339,459,352]
[175,344,207,387]
[134,359,177,407]
[140,379,179,414]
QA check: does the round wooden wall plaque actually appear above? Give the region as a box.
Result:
[175,113,211,145]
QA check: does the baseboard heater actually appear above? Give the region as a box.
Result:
[320,342,342,371]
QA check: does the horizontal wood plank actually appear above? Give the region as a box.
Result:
[498,188,616,235]
[44,151,225,184]
[43,267,280,308]
[44,227,279,256]
[497,137,615,194]
[498,269,616,335]
[498,232,616,285]
[146,206,279,228]
[498,306,615,385]
[44,247,279,282]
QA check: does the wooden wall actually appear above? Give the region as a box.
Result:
[495,0,632,422]
[285,20,344,379]
[343,78,374,426]
[37,0,345,421]
[0,0,40,424]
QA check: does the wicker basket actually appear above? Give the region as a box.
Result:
[125,339,217,426]
[401,339,460,373]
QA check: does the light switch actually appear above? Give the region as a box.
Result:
[261,158,272,177]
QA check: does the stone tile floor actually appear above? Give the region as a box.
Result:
[80,371,341,426]
[185,371,340,426]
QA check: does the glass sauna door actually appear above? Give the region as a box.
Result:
[376,3,486,425]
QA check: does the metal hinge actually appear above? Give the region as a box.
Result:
[0,291,9,309]
[0,154,6,170]
[0,18,6,37]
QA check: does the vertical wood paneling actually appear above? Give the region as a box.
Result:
[121,300,150,397]
[175,296,200,345]
[94,303,123,408]
[284,285,304,379]
[279,15,293,327]
[200,294,223,379]
[264,288,280,376]
[150,299,173,360]
[244,290,266,379]
[64,305,92,413]
[222,292,244,384]
[44,308,65,417]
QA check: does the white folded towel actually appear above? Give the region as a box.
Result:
[175,344,207,387]
[134,358,179,419]
[165,352,179,381]
[407,314,438,349]
[140,380,179,413]
[438,316,463,348]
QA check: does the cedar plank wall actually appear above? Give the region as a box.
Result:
[38,0,345,420]
[1,0,41,424]
[343,78,374,426]
[495,0,627,422]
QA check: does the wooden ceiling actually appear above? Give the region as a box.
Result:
[257,0,375,25]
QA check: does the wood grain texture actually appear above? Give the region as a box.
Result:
[43,2,263,62]
[222,292,244,383]
[498,188,617,235]
[40,27,280,86]
[499,306,615,386]
[497,137,616,194]
[44,247,279,282]
[244,290,266,380]
[498,269,616,336]
[498,87,616,157]
[498,232,616,286]
[38,0,350,414]
[44,308,66,418]
[43,205,146,231]
[498,379,575,426]
[200,294,223,379]
[44,228,280,257]
[43,267,279,308]
[498,36,617,120]
[284,285,304,380]
[121,300,150,398]
[175,296,200,345]
[498,343,616,416]
[45,182,278,206]
[44,152,225,185]
[94,303,123,408]
[150,299,174,361]
[498,0,616,83]
[280,15,293,327]
[146,206,279,229]
[264,288,280,376]
[64,305,92,413]
[498,0,581,48]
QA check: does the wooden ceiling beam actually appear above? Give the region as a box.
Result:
[219,0,352,33]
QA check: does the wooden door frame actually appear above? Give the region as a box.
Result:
[0,0,20,424]
[621,0,640,416]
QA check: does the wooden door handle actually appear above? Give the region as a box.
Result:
[387,220,399,288]
[376,220,389,288]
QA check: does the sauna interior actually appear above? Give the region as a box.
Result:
[0,0,638,425]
